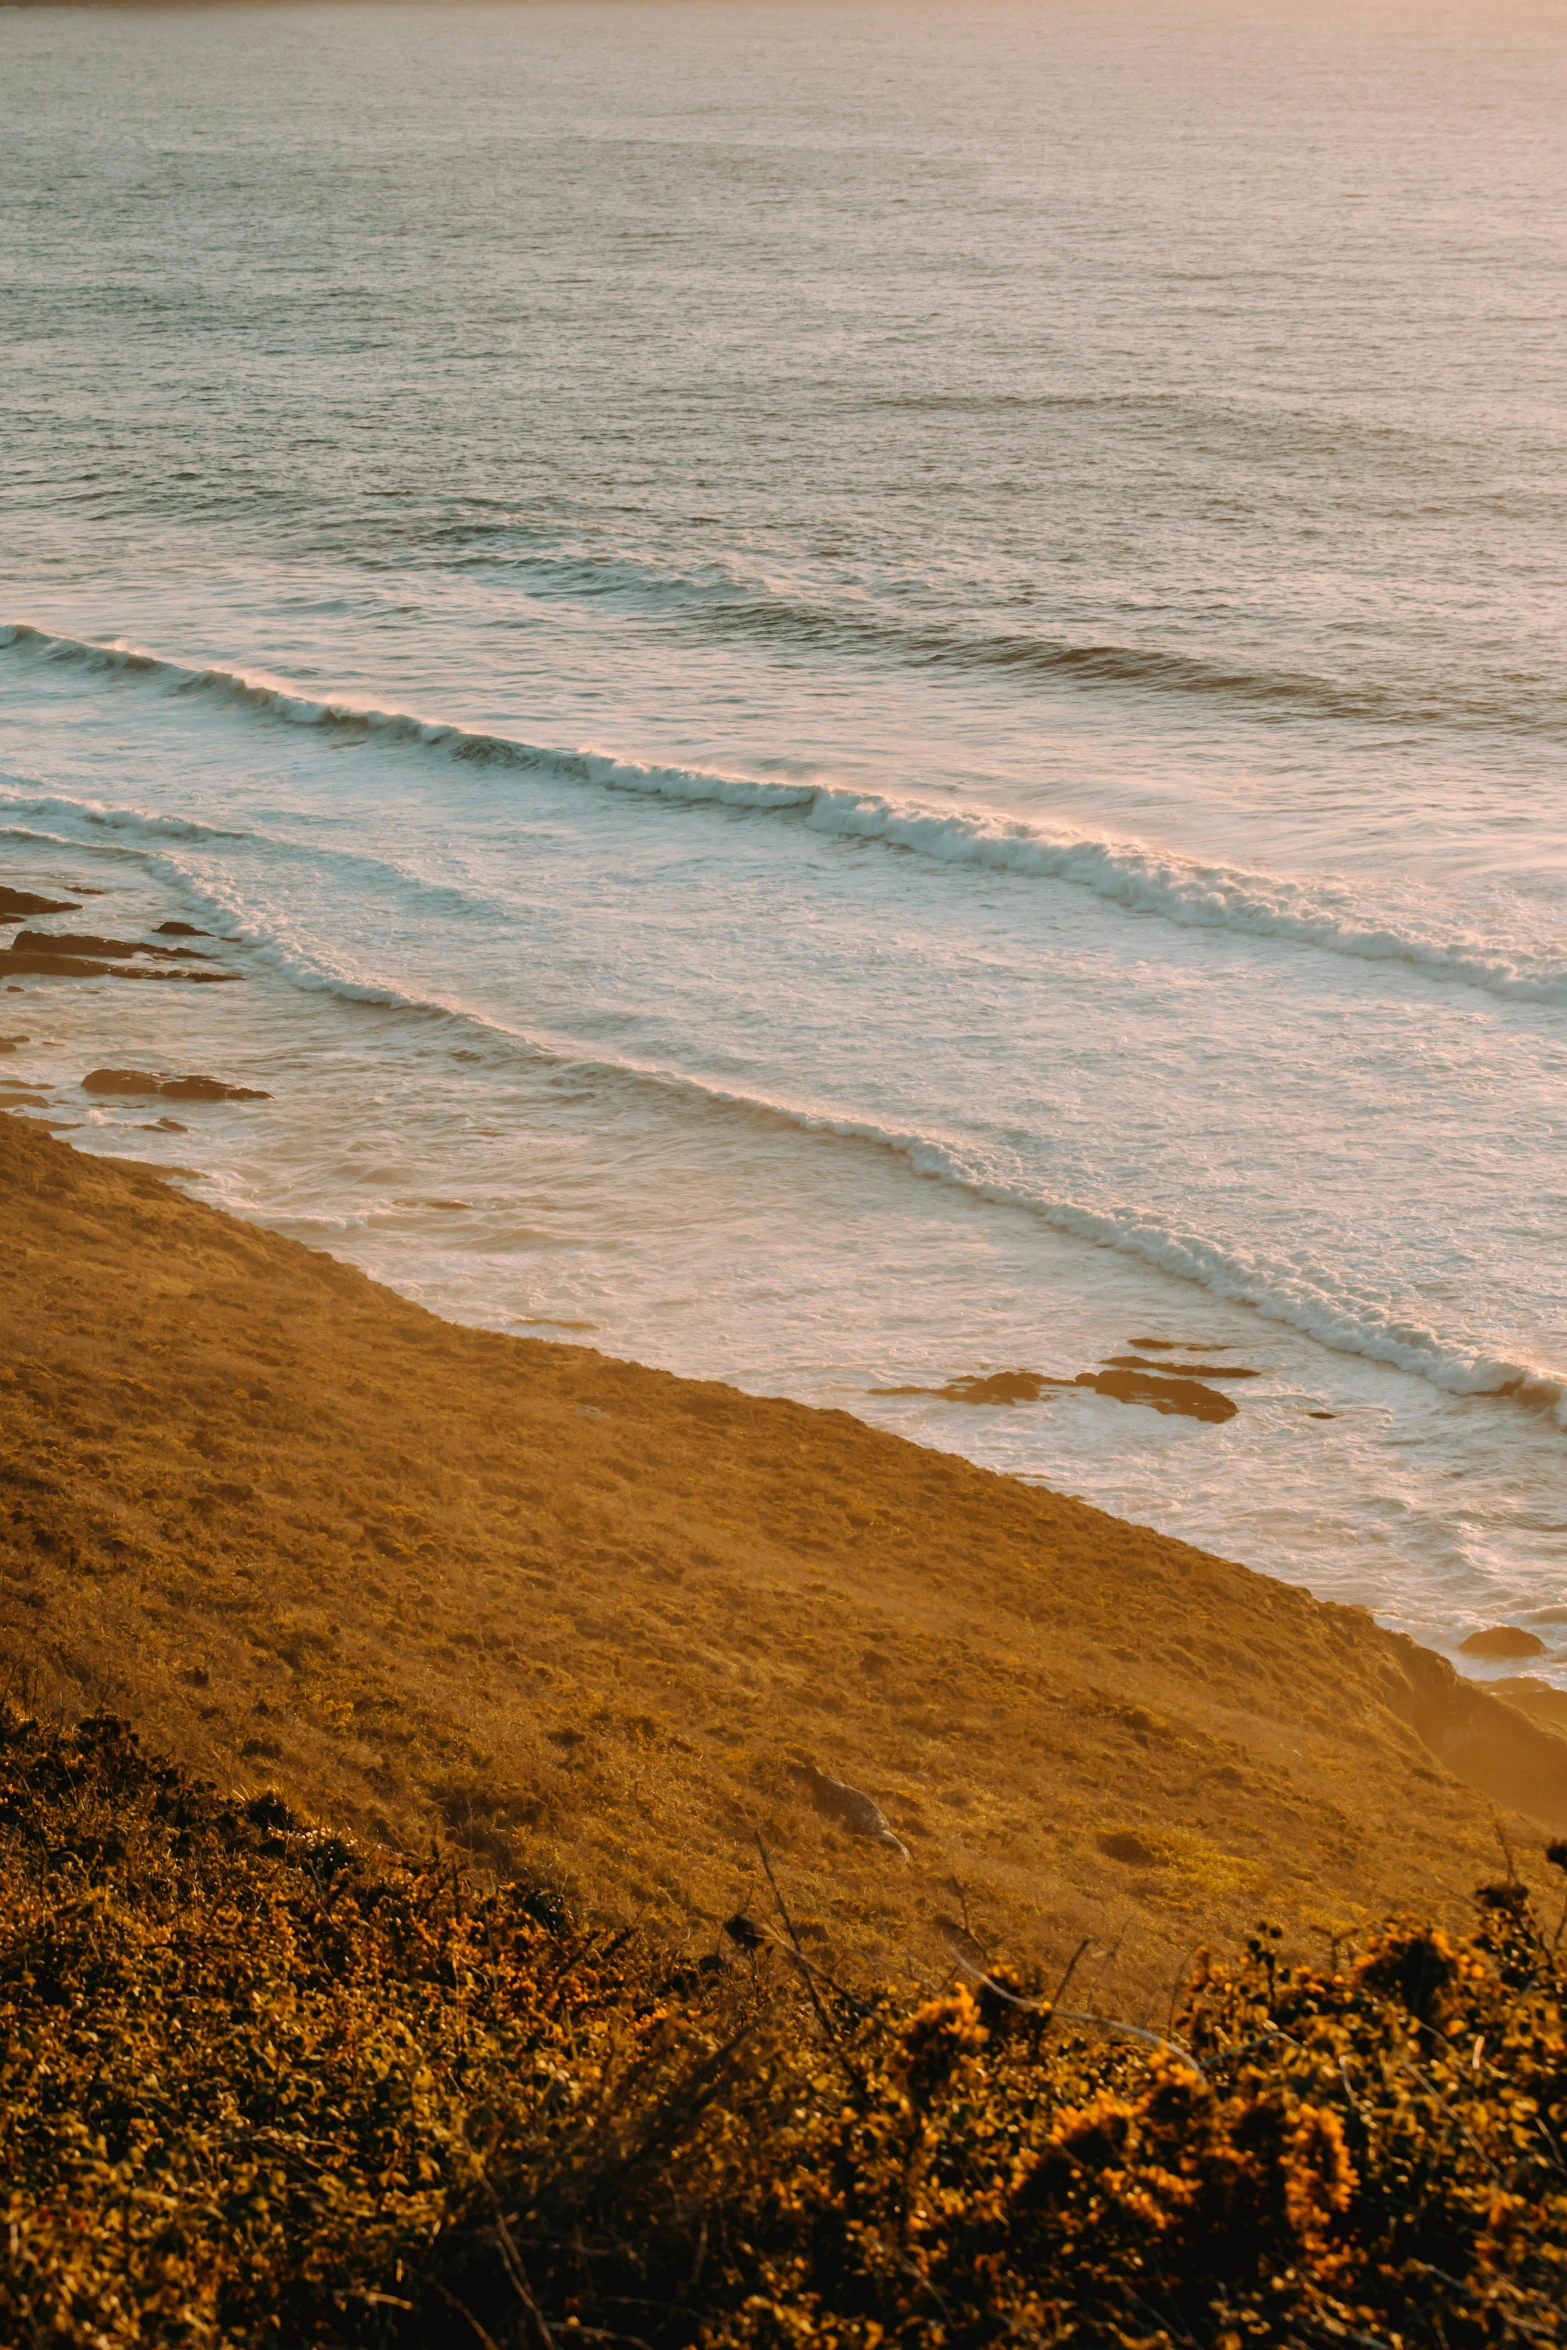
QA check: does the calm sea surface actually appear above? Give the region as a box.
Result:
[3,0,1565,1682]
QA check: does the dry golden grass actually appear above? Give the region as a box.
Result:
[2,1110,1563,2006]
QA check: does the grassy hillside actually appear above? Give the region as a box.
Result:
[3,1109,1564,2007]
[2,1703,1564,2348]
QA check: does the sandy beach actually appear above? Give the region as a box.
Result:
[4,1101,1563,2008]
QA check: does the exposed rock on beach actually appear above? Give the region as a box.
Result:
[873,1360,1241,1424]
[1461,1625,1549,1661]
[81,1068,272,1102]
[0,886,80,920]
[0,901,239,983]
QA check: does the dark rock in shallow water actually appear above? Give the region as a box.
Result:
[0,886,79,922]
[1104,1353,1262,1378]
[81,1069,271,1103]
[872,1363,1238,1425]
[1083,1367,1237,1424]
[937,1369,1052,1405]
[1460,1626,1548,1661]
[13,928,210,963]
[3,943,239,983]
[15,929,139,960]
[154,921,209,938]
[83,1070,173,1097]
[4,948,120,978]
[160,1074,270,1102]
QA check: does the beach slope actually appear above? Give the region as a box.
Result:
[2,1111,1561,1995]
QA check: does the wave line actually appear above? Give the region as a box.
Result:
[5,619,1566,1008]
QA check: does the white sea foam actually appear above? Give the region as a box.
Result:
[20,788,1560,1437]
[0,795,501,929]
[6,621,1566,1008]
[494,1070,1567,1431]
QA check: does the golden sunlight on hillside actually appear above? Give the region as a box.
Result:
[4,1111,1561,2013]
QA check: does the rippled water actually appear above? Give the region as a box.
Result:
[2,0,1564,1684]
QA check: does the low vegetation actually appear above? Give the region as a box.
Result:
[2,1704,1563,2348]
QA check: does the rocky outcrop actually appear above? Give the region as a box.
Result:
[1085,1366,1237,1423]
[871,1362,1238,1424]
[1460,1626,1548,1660]
[3,943,238,982]
[0,887,79,922]
[931,1370,1054,1406]
[81,1070,271,1102]
[12,929,209,963]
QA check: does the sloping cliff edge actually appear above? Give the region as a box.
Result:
[2,1110,1561,1999]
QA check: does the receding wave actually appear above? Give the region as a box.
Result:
[5,620,1567,1006]
[57,847,1567,1434]
[0,793,499,928]
[11,762,1560,1432]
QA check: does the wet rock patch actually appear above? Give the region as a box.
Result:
[0,886,79,921]
[1460,1626,1548,1661]
[872,1359,1239,1425]
[82,1069,271,1103]
[13,928,210,963]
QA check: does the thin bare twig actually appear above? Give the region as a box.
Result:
[755,1832,841,2052]
[460,2140,556,2350]
[944,1949,1204,2071]
[429,2277,505,2350]
[1038,1936,1094,2050]
[1394,2051,1505,2189]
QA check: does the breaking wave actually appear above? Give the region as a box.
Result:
[5,621,1565,1007]
[23,804,1562,1434]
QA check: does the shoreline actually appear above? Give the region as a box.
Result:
[4,1102,1564,2000]
[5,821,1564,1687]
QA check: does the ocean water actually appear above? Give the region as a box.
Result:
[2,0,1565,1686]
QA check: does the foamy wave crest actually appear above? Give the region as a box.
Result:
[329,999,1567,1428]
[11,771,1554,1430]
[6,619,1566,1006]
[54,834,1565,1430]
[564,1065,1567,1431]
[0,789,505,930]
